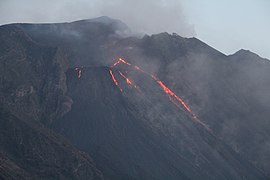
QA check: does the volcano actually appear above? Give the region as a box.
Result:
[1,16,270,179]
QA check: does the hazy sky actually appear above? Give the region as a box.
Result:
[0,0,269,59]
[182,0,270,59]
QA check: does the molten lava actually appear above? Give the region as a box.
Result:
[156,80,192,113]
[110,57,212,133]
[134,65,148,74]
[111,60,121,68]
[118,71,139,91]
[111,58,194,115]
[111,58,131,68]
[109,69,123,92]
[119,71,132,85]
[75,67,82,79]
[119,58,131,66]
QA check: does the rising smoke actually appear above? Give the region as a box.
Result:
[0,0,195,37]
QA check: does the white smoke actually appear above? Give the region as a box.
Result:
[0,0,195,37]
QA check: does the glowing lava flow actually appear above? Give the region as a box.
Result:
[111,60,121,68]
[75,67,82,79]
[109,69,123,92]
[111,58,131,68]
[119,58,131,66]
[109,57,213,134]
[119,71,132,86]
[154,80,213,132]
[112,58,194,115]
[156,80,192,113]
[118,71,139,91]
[110,57,212,133]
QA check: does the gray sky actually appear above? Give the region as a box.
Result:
[0,0,269,59]
[182,0,270,59]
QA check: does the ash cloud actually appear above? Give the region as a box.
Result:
[0,0,195,37]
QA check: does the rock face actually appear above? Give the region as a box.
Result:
[0,25,103,179]
[0,25,72,124]
[0,108,103,180]
[0,16,270,179]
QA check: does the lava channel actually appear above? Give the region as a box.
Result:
[111,57,212,133]
[109,69,123,92]
[111,58,194,115]
[75,67,82,79]
[118,71,139,91]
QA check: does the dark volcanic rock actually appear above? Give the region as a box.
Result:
[0,25,103,179]
[15,16,130,67]
[0,108,103,180]
[1,17,270,179]
[107,33,270,176]
[52,67,266,180]
[0,25,72,124]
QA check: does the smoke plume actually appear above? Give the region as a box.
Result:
[0,0,195,37]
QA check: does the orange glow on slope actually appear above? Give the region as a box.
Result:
[156,80,192,113]
[75,67,82,79]
[109,69,123,92]
[111,58,132,68]
[118,71,139,91]
[119,58,131,66]
[112,58,194,114]
[78,70,82,79]
[119,71,132,85]
[111,60,121,68]
[110,57,213,134]
[154,80,213,132]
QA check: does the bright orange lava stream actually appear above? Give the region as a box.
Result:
[111,61,121,68]
[111,58,131,68]
[110,58,212,133]
[156,80,192,113]
[75,67,82,79]
[118,71,139,91]
[119,71,132,85]
[109,69,123,92]
[112,58,194,115]
[119,58,131,66]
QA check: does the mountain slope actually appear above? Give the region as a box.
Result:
[52,65,266,179]
[0,17,270,179]
[109,32,270,176]
[0,25,103,179]
[0,107,103,180]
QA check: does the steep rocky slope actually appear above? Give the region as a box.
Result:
[52,66,266,179]
[0,108,103,180]
[108,32,270,176]
[0,25,103,179]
